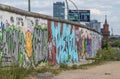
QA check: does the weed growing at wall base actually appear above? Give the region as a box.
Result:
[0,66,37,79]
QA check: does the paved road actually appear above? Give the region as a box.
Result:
[54,61,120,79]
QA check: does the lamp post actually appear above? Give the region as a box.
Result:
[28,0,31,12]
[65,0,69,20]
[65,0,80,23]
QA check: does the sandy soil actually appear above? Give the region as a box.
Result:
[54,61,120,79]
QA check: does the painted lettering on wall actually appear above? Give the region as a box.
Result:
[48,21,78,64]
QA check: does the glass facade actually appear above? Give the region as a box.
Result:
[53,2,65,19]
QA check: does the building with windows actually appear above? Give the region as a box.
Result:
[53,2,65,19]
[86,20,101,33]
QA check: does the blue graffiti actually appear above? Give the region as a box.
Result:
[0,22,4,41]
[51,21,78,64]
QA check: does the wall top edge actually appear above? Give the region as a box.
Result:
[0,3,101,35]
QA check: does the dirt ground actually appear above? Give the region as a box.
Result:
[54,61,120,79]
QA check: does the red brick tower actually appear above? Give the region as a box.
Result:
[102,15,110,39]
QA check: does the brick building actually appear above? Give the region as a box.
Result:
[102,16,110,39]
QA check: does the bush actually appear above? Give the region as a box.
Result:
[96,47,120,61]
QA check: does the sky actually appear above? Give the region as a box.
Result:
[0,0,120,35]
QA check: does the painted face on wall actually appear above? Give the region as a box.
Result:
[26,30,32,57]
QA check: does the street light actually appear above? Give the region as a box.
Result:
[28,0,31,12]
[65,0,80,23]
[65,0,69,20]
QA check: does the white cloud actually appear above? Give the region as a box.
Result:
[31,1,52,8]
[90,9,103,15]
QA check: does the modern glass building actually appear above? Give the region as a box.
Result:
[53,2,65,19]
[86,20,101,33]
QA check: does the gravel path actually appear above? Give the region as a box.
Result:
[54,61,120,79]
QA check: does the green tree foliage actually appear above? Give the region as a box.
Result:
[112,40,120,47]
[96,46,120,61]
[102,39,110,49]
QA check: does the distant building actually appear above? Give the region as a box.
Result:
[53,2,65,19]
[86,20,101,33]
[110,35,120,40]
[101,16,110,39]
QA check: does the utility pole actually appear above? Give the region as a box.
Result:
[28,0,31,12]
[65,0,69,20]
[65,0,80,23]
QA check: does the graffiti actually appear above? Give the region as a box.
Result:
[16,17,24,26]
[48,21,102,64]
[0,21,4,63]
[1,25,49,66]
[26,30,32,57]
[26,18,34,27]
[75,29,93,59]
[33,27,48,66]
[0,22,4,42]
[0,51,3,61]
[48,21,53,63]
[10,16,14,23]
[0,16,3,20]
[75,27,82,60]
[1,27,25,66]
[0,12,49,67]
[0,7,102,67]
[35,18,47,27]
[48,21,78,64]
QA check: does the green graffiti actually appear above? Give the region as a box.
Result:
[5,28,11,33]
[19,52,23,65]
[19,32,23,43]
[35,26,47,30]
[0,35,2,42]
[0,51,3,61]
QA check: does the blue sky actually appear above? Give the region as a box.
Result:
[0,0,120,35]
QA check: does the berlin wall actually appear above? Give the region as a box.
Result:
[0,4,102,67]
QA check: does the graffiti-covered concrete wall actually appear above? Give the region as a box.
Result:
[0,4,101,66]
[48,21,101,64]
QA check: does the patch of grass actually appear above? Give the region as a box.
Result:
[37,67,50,73]
[0,66,37,79]
[71,64,78,70]
[48,62,55,67]
[50,69,62,75]
[60,63,70,70]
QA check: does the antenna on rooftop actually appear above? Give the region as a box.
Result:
[111,27,113,36]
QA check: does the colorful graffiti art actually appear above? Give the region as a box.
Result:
[0,12,49,67]
[75,28,93,59]
[0,6,102,67]
[48,21,79,64]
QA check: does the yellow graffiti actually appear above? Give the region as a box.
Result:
[81,38,85,56]
[26,30,32,57]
